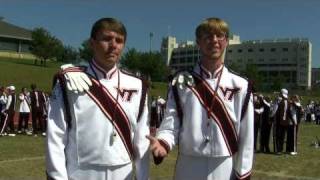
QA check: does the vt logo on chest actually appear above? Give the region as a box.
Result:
[219,87,240,101]
[115,87,138,102]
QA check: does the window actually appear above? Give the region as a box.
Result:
[259,58,264,62]
[271,48,276,52]
[282,58,288,62]
[228,49,233,53]
[248,48,253,52]
[259,48,264,52]
[238,49,242,53]
[300,64,306,68]
[282,48,288,52]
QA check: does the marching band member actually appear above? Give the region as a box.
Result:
[46,17,150,180]
[148,17,254,180]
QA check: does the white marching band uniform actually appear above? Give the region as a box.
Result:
[156,64,254,180]
[46,61,150,180]
[19,93,31,113]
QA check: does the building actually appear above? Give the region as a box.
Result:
[161,35,312,90]
[0,17,34,59]
[312,68,320,88]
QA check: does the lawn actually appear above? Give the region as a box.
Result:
[0,57,62,93]
[0,123,319,180]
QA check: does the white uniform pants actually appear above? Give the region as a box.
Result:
[68,162,133,180]
[174,154,234,180]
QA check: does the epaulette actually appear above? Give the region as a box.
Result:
[170,69,192,84]
[120,68,145,79]
[60,66,87,74]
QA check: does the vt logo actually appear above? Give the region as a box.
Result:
[219,87,240,101]
[116,88,138,102]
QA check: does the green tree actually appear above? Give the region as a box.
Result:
[243,64,263,91]
[121,48,168,82]
[79,39,92,61]
[56,45,79,63]
[30,27,63,66]
[227,61,242,74]
[121,48,140,72]
[270,75,285,91]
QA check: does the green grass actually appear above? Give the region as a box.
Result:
[0,57,62,93]
[150,82,168,98]
[0,135,45,179]
[0,123,319,179]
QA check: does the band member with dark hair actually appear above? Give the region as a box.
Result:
[46,17,150,180]
[17,87,31,134]
[30,84,47,136]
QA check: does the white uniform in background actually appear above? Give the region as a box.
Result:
[0,93,7,134]
[46,61,150,180]
[19,93,31,113]
[157,64,254,180]
[0,93,7,113]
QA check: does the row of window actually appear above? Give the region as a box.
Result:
[227,47,308,53]
[172,49,200,55]
[229,58,299,63]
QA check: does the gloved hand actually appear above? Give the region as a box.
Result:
[171,71,194,90]
[60,64,92,93]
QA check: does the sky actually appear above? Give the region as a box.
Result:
[1,0,319,67]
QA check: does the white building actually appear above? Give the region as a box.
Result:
[161,35,312,90]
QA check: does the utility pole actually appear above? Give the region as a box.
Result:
[149,32,153,53]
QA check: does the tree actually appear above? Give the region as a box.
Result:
[243,64,263,91]
[270,75,285,91]
[56,45,79,63]
[121,48,141,72]
[79,39,92,61]
[30,27,63,66]
[121,48,168,82]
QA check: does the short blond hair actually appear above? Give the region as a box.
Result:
[195,17,229,40]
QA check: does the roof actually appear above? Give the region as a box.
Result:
[0,19,32,41]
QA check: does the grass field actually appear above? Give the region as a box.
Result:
[0,123,319,180]
[0,57,62,93]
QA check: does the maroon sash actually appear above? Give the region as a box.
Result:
[57,67,135,160]
[86,77,134,160]
[190,72,239,154]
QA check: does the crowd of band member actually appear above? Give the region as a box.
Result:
[0,84,48,137]
[253,88,320,156]
[1,83,319,144]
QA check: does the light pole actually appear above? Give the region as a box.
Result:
[149,32,153,53]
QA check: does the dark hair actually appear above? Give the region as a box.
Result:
[31,84,36,90]
[90,17,127,41]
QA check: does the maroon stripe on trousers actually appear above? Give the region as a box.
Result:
[86,77,134,160]
[190,72,238,154]
[235,170,251,180]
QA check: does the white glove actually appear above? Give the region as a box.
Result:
[60,64,92,93]
[171,71,194,90]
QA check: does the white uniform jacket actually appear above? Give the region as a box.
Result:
[0,94,7,112]
[157,64,254,179]
[19,93,31,113]
[46,61,150,180]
